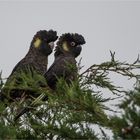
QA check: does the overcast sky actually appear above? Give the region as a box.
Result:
[0,0,140,86]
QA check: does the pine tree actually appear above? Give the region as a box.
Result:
[110,77,140,139]
[0,52,139,139]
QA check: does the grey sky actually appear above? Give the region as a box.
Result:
[0,0,140,81]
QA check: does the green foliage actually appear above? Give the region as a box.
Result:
[0,71,4,92]
[4,67,47,92]
[0,122,16,139]
[0,52,140,139]
[110,80,140,139]
[80,52,139,95]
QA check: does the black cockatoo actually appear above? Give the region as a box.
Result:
[44,33,86,90]
[1,30,58,101]
[13,33,85,121]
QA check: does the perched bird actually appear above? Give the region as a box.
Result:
[1,30,58,101]
[14,33,85,121]
[44,33,86,90]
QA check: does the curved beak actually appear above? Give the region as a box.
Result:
[48,42,54,50]
[75,45,82,57]
[76,45,82,49]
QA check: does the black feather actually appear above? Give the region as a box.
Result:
[1,29,58,101]
[45,33,86,90]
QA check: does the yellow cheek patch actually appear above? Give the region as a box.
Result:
[62,42,69,51]
[34,38,41,48]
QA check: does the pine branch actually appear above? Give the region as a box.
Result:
[0,52,140,139]
[80,52,140,95]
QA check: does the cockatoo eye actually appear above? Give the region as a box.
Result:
[71,42,76,46]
